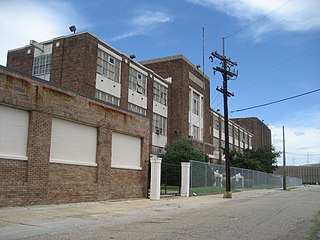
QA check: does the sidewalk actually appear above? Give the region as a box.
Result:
[0,189,278,240]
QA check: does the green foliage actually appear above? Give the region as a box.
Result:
[162,138,209,165]
[230,145,280,173]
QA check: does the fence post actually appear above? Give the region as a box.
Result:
[150,155,162,200]
[181,162,191,197]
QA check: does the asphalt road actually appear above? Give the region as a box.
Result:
[2,186,320,240]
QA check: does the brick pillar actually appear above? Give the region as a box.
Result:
[26,111,51,204]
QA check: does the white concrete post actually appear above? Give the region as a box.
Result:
[181,162,191,197]
[150,156,162,200]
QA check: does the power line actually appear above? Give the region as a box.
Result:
[225,0,293,39]
[231,88,320,113]
[286,152,320,156]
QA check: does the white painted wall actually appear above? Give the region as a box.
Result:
[153,101,167,117]
[152,134,167,148]
[128,89,147,109]
[96,73,121,98]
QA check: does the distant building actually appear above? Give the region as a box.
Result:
[211,110,253,164]
[231,117,271,149]
[274,166,320,184]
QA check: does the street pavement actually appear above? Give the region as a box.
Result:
[0,186,319,240]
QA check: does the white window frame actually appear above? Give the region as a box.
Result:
[193,125,199,140]
[192,92,200,115]
[129,67,147,96]
[153,113,167,136]
[153,81,168,105]
[32,54,51,76]
[97,49,121,83]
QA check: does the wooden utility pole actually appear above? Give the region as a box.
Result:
[210,38,238,198]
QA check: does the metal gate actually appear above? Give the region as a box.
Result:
[161,163,181,196]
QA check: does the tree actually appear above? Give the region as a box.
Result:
[161,138,209,165]
[230,145,280,173]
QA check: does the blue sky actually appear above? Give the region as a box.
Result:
[0,0,319,166]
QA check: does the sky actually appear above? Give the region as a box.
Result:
[0,0,319,166]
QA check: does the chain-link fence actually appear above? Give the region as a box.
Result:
[190,160,302,196]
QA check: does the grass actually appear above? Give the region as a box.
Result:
[190,186,225,195]
[307,211,320,240]
[160,185,180,191]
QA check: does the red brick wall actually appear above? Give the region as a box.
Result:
[51,34,98,97]
[6,47,34,75]
[142,56,214,155]
[0,67,150,206]
[231,117,272,149]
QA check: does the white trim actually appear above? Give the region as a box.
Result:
[98,44,122,61]
[111,165,142,171]
[129,63,148,76]
[0,154,28,161]
[154,77,168,88]
[50,158,97,167]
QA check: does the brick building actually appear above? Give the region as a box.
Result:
[231,117,271,149]
[140,55,214,156]
[211,110,253,164]
[2,31,256,205]
[141,56,253,163]
[6,32,171,155]
[0,66,150,206]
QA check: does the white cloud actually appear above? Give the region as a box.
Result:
[0,0,81,66]
[112,11,171,40]
[186,0,320,39]
[269,109,320,166]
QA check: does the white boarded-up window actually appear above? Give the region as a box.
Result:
[111,132,141,170]
[0,105,29,160]
[50,118,97,166]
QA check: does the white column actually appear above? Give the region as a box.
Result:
[150,156,162,200]
[181,162,191,197]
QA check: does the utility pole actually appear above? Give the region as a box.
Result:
[282,126,286,190]
[210,38,238,198]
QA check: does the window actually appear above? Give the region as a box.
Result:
[221,121,225,133]
[192,92,200,115]
[111,132,141,170]
[213,137,219,149]
[128,103,146,116]
[0,105,29,160]
[235,128,239,139]
[50,118,97,166]
[153,82,168,105]
[228,124,233,137]
[213,115,219,130]
[152,113,167,136]
[193,125,199,140]
[32,54,51,76]
[97,49,121,82]
[95,89,120,106]
[129,67,147,95]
